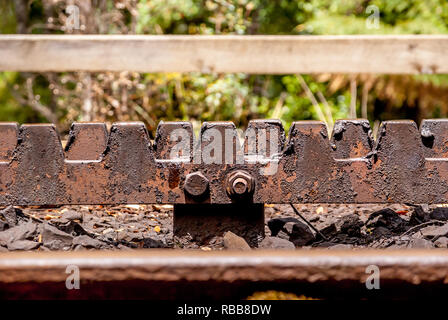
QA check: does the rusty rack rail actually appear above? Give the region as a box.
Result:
[2,118,448,243]
[1,119,448,206]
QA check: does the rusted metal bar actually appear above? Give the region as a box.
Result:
[2,119,448,206]
[1,250,448,299]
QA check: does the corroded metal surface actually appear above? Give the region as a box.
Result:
[1,250,448,299]
[2,249,448,283]
[1,119,448,205]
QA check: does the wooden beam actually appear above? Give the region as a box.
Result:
[0,35,447,74]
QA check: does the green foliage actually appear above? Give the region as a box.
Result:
[0,1,17,33]
[1,0,448,132]
[136,0,255,34]
[0,72,44,122]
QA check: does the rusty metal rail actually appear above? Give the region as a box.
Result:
[1,118,448,205]
[1,249,448,299]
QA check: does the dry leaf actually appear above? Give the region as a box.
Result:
[44,214,59,220]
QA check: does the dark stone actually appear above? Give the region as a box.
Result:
[289,221,315,247]
[313,241,336,248]
[0,221,37,246]
[366,209,408,233]
[276,225,290,240]
[0,206,18,227]
[407,238,434,249]
[320,223,337,238]
[420,224,448,239]
[117,244,133,250]
[339,214,363,237]
[101,229,118,242]
[410,205,430,225]
[331,233,363,245]
[7,240,40,251]
[275,221,296,240]
[430,207,448,221]
[269,218,315,247]
[42,223,73,250]
[72,235,106,249]
[370,226,393,239]
[61,210,83,222]
[73,244,86,251]
[259,236,295,249]
[117,230,137,242]
[223,231,251,250]
[435,237,448,248]
[267,217,301,236]
[0,220,8,232]
[142,238,168,248]
[56,220,88,237]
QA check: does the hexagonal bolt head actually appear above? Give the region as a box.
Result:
[226,170,255,198]
[184,171,209,198]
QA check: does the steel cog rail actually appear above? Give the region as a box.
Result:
[1,118,448,206]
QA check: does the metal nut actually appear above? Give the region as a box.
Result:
[226,170,255,198]
[184,171,209,198]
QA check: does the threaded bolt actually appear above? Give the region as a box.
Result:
[184,171,209,198]
[226,170,255,199]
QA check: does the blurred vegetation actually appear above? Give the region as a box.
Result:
[1,0,448,135]
[246,290,317,300]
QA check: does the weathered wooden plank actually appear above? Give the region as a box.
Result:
[0,35,447,74]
